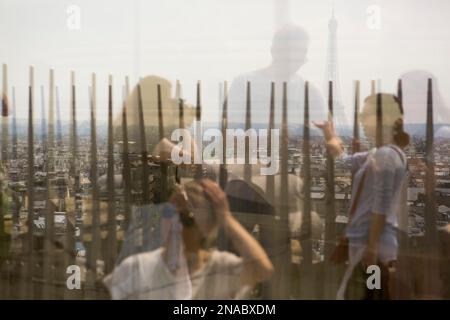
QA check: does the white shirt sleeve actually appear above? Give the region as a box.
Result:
[213,251,248,298]
[337,151,370,172]
[103,255,139,300]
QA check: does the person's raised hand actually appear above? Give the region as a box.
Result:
[199,179,231,224]
[313,120,335,141]
[152,137,180,162]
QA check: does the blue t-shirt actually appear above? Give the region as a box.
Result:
[340,145,407,256]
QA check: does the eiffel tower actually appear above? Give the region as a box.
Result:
[324,7,350,136]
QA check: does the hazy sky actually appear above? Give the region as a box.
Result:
[1,0,449,123]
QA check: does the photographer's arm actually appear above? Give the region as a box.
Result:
[313,121,344,158]
[200,180,274,286]
[314,121,371,173]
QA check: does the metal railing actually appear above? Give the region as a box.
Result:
[0,63,446,299]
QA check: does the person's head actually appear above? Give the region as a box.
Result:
[400,70,449,126]
[170,180,218,251]
[270,24,309,74]
[115,75,196,153]
[361,93,410,148]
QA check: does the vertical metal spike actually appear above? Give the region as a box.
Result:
[196,81,201,122]
[244,81,251,183]
[137,82,150,204]
[121,77,132,233]
[177,81,185,130]
[281,82,289,212]
[42,69,55,299]
[11,87,17,160]
[106,75,117,274]
[157,84,168,202]
[86,74,101,298]
[70,73,80,241]
[272,81,290,299]
[395,77,409,299]
[175,81,185,184]
[301,81,312,264]
[397,79,404,114]
[70,72,81,248]
[353,80,361,153]
[47,71,55,170]
[261,82,275,299]
[40,86,47,147]
[323,80,337,298]
[157,84,164,141]
[219,81,228,189]
[70,72,78,177]
[2,64,8,166]
[25,66,35,299]
[55,87,63,148]
[122,77,132,231]
[216,81,229,252]
[61,73,76,300]
[376,93,383,148]
[424,78,439,295]
[195,81,202,180]
[266,82,275,205]
[324,81,336,259]
[296,81,315,299]
[0,64,8,299]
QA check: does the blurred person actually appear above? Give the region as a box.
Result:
[112,75,212,259]
[225,171,323,262]
[103,179,273,299]
[223,24,327,295]
[223,169,323,299]
[117,75,197,156]
[314,93,409,300]
[227,24,327,130]
[399,70,449,299]
[119,75,213,181]
[401,70,450,135]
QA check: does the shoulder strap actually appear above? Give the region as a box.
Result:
[348,169,367,221]
[388,145,407,168]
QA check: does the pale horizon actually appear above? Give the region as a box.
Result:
[1,0,450,125]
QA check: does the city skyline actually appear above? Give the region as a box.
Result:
[1,0,449,124]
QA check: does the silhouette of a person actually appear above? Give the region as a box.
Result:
[315,94,410,300]
[116,75,197,156]
[227,24,327,129]
[103,179,273,299]
[400,70,450,137]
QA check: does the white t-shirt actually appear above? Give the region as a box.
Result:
[104,248,248,300]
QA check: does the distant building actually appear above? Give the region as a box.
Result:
[324,7,350,135]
